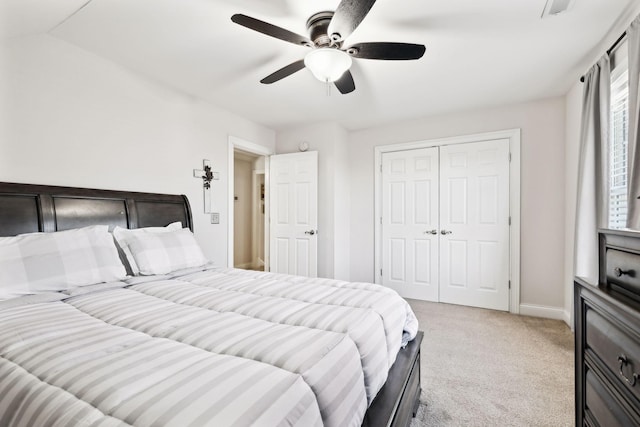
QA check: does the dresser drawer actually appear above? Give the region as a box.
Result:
[586,308,640,402]
[606,249,640,299]
[585,368,638,427]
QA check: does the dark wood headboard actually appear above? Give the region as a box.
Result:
[0,182,193,237]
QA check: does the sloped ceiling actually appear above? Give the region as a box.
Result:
[2,0,639,131]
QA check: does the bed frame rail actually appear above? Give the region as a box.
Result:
[364,331,423,427]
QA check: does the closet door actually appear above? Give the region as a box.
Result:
[439,139,510,311]
[381,148,440,301]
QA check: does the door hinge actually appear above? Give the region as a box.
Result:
[508,280,511,289]
[509,216,511,226]
[380,217,383,225]
[380,163,383,173]
[508,152,512,162]
[380,269,383,276]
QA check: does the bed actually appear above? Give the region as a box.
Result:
[0,182,423,427]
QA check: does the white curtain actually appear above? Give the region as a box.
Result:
[627,16,640,228]
[574,56,610,285]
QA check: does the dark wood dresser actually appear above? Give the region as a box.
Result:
[575,229,640,426]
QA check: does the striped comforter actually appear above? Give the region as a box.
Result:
[0,266,419,427]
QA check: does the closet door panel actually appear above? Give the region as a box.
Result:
[381,148,439,301]
[439,139,510,311]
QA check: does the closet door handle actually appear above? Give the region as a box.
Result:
[304,230,317,236]
[424,230,438,235]
[441,230,452,235]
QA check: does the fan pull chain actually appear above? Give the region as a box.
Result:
[325,80,331,97]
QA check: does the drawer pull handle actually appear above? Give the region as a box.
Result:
[617,354,638,387]
[613,267,632,277]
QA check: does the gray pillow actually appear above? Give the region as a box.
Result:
[0,225,127,300]
[127,228,208,275]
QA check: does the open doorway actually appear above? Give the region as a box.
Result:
[233,149,266,271]
[228,135,273,271]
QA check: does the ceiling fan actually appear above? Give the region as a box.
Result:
[231,0,426,94]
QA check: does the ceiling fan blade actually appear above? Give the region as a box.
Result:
[328,0,377,42]
[334,70,355,94]
[260,59,306,84]
[346,42,426,60]
[231,14,312,47]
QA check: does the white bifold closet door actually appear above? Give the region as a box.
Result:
[382,139,510,311]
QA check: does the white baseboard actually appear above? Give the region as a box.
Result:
[519,303,566,321]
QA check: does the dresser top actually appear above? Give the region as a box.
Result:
[599,228,640,238]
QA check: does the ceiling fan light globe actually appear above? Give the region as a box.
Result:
[304,48,352,83]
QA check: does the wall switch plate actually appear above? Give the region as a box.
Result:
[211,213,220,224]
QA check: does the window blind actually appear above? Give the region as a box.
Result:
[608,66,629,229]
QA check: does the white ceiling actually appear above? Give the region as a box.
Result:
[2,0,638,131]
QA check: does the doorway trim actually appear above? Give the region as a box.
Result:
[252,169,266,270]
[228,135,274,269]
[373,128,521,314]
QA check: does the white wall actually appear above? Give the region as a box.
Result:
[348,97,567,311]
[276,123,351,280]
[333,127,351,280]
[0,34,276,266]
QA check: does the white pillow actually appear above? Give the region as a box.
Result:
[0,225,127,300]
[112,222,182,275]
[126,228,208,275]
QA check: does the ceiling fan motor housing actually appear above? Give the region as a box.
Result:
[306,11,337,47]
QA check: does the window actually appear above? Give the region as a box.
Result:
[608,56,629,229]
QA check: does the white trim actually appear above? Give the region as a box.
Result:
[519,304,567,321]
[374,128,522,314]
[510,130,521,314]
[229,136,273,157]
[252,169,266,269]
[228,136,274,269]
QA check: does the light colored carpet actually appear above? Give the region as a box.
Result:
[408,300,574,427]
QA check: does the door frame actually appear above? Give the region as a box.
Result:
[252,169,266,270]
[374,129,521,314]
[228,135,274,269]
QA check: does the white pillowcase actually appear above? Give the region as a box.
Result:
[126,228,208,275]
[112,222,182,275]
[0,225,127,301]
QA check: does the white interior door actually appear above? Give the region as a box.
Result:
[439,139,510,311]
[269,151,318,277]
[381,148,440,301]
